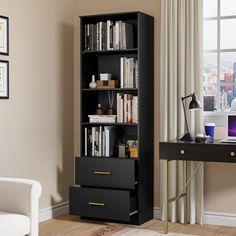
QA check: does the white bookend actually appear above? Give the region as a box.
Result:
[85,127,87,156]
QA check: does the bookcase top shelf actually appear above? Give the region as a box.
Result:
[82,49,138,55]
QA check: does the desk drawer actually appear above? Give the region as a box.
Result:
[75,157,136,189]
[160,142,236,163]
[69,187,137,222]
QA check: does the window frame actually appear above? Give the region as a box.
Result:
[203,0,236,126]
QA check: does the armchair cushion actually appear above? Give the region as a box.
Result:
[0,178,42,236]
[0,212,30,236]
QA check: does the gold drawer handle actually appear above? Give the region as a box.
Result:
[230,151,235,157]
[94,171,112,175]
[180,149,185,155]
[88,202,105,207]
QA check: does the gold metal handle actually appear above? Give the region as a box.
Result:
[88,202,105,207]
[94,171,112,175]
[180,149,185,155]
[230,151,235,157]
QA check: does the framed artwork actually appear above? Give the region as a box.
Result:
[0,60,9,98]
[0,16,9,55]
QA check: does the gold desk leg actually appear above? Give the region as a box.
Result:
[163,161,203,233]
[163,160,168,234]
[184,160,187,225]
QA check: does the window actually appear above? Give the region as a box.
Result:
[203,0,236,112]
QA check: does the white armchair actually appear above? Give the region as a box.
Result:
[0,178,42,236]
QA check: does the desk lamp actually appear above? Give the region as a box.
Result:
[180,93,201,141]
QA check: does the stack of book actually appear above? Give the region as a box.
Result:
[88,115,116,123]
[84,126,117,157]
[120,57,138,88]
[116,94,138,123]
[84,20,134,51]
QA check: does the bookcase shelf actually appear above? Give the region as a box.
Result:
[69,11,154,226]
[82,48,138,55]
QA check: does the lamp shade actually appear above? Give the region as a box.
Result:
[189,93,201,110]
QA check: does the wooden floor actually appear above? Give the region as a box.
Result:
[39,215,236,236]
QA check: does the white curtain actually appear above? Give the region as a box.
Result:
[160,0,204,224]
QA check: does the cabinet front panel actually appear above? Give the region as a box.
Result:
[75,157,136,189]
[69,187,137,222]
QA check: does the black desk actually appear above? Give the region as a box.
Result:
[159,140,236,233]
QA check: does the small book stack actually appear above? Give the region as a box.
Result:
[84,20,134,51]
[116,94,138,123]
[120,57,138,88]
[84,126,117,157]
[88,115,116,123]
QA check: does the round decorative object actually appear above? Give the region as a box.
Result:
[230,151,235,157]
[89,75,97,89]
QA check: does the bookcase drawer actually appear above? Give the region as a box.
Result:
[69,187,137,222]
[75,157,137,189]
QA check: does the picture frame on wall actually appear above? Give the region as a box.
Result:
[0,16,9,55]
[0,60,9,99]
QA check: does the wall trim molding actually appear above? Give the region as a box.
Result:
[203,211,236,227]
[39,201,69,222]
[39,204,236,227]
[153,207,236,227]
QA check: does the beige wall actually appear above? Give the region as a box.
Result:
[0,0,75,209]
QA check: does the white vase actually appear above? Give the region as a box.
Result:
[89,75,97,89]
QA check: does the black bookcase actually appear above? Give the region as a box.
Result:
[69,11,154,225]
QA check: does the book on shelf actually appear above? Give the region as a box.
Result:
[120,57,138,88]
[116,93,138,124]
[84,126,118,157]
[88,115,116,123]
[84,20,134,51]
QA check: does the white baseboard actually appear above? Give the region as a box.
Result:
[153,207,161,220]
[153,207,236,227]
[39,201,69,222]
[203,211,236,227]
[39,203,236,228]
